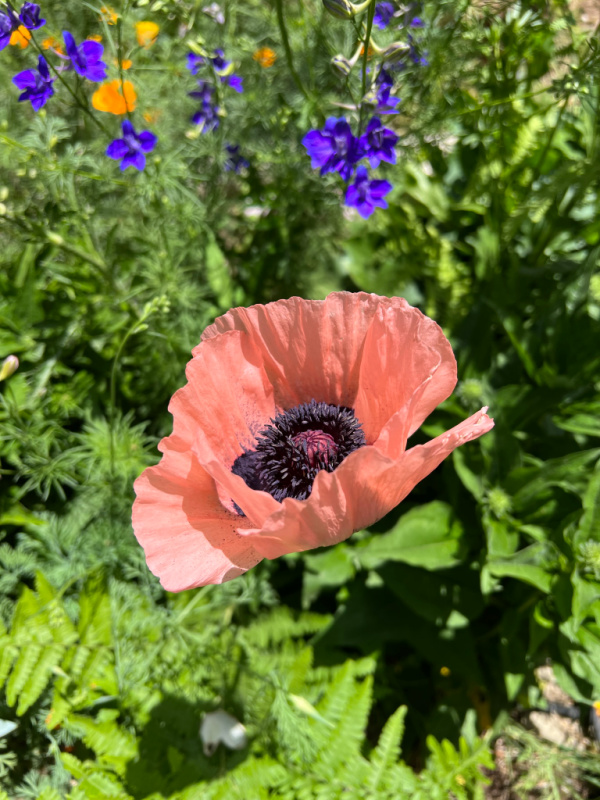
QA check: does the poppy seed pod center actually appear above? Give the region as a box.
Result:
[291,430,337,468]
[231,400,366,506]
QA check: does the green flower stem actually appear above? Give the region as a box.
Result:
[359,1,376,136]
[274,0,309,101]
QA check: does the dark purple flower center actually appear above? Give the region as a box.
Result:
[231,400,366,509]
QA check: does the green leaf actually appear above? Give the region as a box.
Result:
[368,706,407,792]
[357,502,464,571]
[302,545,355,608]
[79,578,112,647]
[574,463,600,548]
[486,543,556,593]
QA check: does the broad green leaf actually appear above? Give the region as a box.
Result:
[358,502,464,571]
[486,542,558,592]
[574,462,600,548]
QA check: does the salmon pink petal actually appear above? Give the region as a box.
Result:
[168,330,280,525]
[132,435,262,590]
[238,408,494,560]
[198,292,389,410]
[354,301,456,453]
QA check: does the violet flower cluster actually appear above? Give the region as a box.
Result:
[1,2,44,50]
[6,2,109,111]
[186,48,243,133]
[106,120,157,172]
[373,1,428,65]
[5,3,157,172]
[303,114,398,218]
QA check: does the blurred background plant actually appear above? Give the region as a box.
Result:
[1,0,600,797]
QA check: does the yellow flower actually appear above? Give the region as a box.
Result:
[253,47,277,68]
[100,6,118,24]
[135,21,159,49]
[143,108,162,125]
[41,36,64,54]
[92,79,137,114]
[10,26,31,48]
[88,33,102,42]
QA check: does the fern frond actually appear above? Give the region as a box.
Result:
[367,705,407,792]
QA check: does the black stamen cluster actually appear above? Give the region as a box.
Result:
[231,400,365,511]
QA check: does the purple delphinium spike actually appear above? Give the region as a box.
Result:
[373,2,396,30]
[63,30,107,82]
[375,86,401,114]
[186,52,206,75]
[106,120,157,171]
[224,144,249,173]
[189,80,220,131]
[408,33,428,66]
[0,6,20,51]
[410,16,424,27]
[359,117,398,168]
[345,165,392,218]
[221,72,243,93]
[211,48,230,74]
[19,2,45,29]
[302,117,364,182]
[12,54,55,111]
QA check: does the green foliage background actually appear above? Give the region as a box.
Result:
[1,0,600,797]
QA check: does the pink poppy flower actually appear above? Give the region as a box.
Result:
[132,292,494,591]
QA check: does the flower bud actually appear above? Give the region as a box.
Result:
[331,54,353,76]
[46,231,64,246]
[0,355,19,382]
[322,0,354,20]
[380,41,410,63]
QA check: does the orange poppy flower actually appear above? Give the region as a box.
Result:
[253,47,277,68]
[92,79,137,114]
[100,6,118,25]
[135,20,159,48]
[10,26,31,48]
[132,292,494,590]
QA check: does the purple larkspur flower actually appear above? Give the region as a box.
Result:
[376,86,401,114]
[345,165,392,218]
[373,2,395,30]
[302,117,364,182]
[221,72,243,93]
[186,52,206,75]
[0,5,20,51]
[408,33,428,65]
[106,119,157,171]
[410,16,424,27]
[376,67,394,91]
[19,2,45,29]
[63,30,107,82]
[211,48,230,74]
[225,143,249,173]
[189,81,220,131]
[360,117,398,168]
[12,54,55,111]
